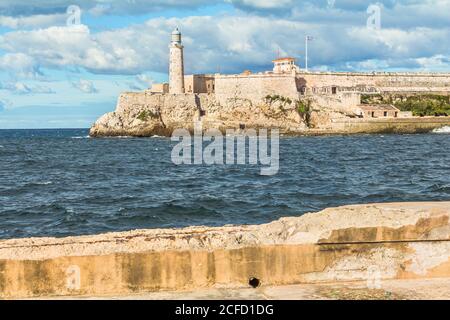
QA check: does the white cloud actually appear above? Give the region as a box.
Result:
[0,2,449,78]
[128,74,154,90]
[72,79,98,93]
[0,13,66,29]
[0,81,55,94]
[415,54,450,71]
[347,27,450,60]
[0,98,12,111]
[0,1,220,16]
[226,0,294,9]
[0,25,155,74]
[0,53,42,79]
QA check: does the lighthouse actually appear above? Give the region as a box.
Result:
[169,28,185,94]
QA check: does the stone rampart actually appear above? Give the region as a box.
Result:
[300,72,450,93]
[215,73,300,106]
[0,202,449,299]
[89,71,450,137]
[310,117,450,134]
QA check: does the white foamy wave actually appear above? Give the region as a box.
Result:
[71,136,90,139]
[34,181,53,185]
[432,126,450,134]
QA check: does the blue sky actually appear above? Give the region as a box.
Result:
[0,0,449,129]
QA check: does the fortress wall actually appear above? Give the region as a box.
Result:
[299,72,450,93]
[309,92,362,114]
[312,117,450,134]
[116,72,450,116]
[185,75,215,94]
[114,91,221,124]
[116,92,164,114]
[114,92,203,129]
[215,74,299,105]
[116,92,207,114]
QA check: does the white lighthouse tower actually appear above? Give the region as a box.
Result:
[169,28,185,94]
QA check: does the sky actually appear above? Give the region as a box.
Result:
[0,0,449,129]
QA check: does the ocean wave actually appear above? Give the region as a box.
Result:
[432,126,450,134]
[2,131,450,239]
[71,136,90,139]
[33,181,53,185]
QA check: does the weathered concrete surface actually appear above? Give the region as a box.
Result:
[34,278,450,300]
[0,202,449,299]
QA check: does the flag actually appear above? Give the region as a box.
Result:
[306,36,314,41]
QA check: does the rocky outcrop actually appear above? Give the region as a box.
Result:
[0,202,449,298]
[89,92,345,137]
[89,91,450,137]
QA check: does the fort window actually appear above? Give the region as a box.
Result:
[371,112,375,118]
[395,112,398,118]
[384,111,388,117]
[332,86,337,95]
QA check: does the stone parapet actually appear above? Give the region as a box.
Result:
[1,202,449,298]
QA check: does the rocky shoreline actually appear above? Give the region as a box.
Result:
[89,92,450,137]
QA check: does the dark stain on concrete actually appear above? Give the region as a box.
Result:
[319,216,449,244]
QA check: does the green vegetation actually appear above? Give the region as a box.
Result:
[395,95,450,117]
[361,94,450,117]
[264,95,314,127]
[361,94,385,105]
[297,100,312,128]
[137,110,159,121]
[265,95,292,105]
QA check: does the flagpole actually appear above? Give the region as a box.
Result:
[305,36,308,72]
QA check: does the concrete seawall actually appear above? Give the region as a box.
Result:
[310,117,450,135]
[1,202,449,299]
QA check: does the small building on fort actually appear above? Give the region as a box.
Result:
[184,74,215,94]
[149,83,169,94]
[356,105,400,118]
[272,57,301,74]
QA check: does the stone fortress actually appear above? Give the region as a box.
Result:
[90,28,450,137]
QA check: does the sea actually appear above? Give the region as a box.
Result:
[0,128,449,239]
